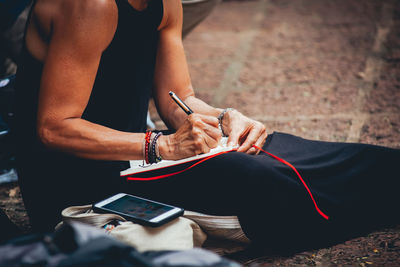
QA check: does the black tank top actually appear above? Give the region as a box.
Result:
[14,0,164,230]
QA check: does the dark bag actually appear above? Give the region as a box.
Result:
[0,222,241,267]
[0,208,21,243]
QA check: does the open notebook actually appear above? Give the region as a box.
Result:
[120,137,237,178]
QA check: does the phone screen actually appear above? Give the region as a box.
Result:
[102,195,174,220]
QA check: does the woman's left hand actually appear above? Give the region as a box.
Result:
[221,109,268,154]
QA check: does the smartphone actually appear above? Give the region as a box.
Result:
[93,193,184,227]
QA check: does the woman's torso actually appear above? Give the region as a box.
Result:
[14,0,164,228]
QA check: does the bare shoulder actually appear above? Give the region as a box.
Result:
[159,0,182,31]
[50,0,118,51]
[31,0,118,46]
[56,0,117,31]
[58,0,117,20]
[26,0,118,61]
[33,0,117,26]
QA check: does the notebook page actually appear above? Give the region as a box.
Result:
[120,137,236,176]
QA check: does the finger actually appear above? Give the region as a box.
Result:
[200,136,212,154]
[227,127,243,147]
[253,130,268,155]
[203,131,219,149]
[237,125,262,153]
[187,114,218,136]
[187,114,218,129]
[188,114,220,139]
[247,147,257,155]
[202,124,222,146]
[196,120,220,148]
[191,124,218,152]
[192,135,211,155]
[196,114,219,128]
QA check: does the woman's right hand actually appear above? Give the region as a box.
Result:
[158,114,222,160]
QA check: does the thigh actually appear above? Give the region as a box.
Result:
[263,132,400,217]
[245,132,400,250]
[123,151,279,215]
[124,132,400,250]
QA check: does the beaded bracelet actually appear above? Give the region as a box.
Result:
[144,130,152,164]
[148,133,156,164]
[148,132,162,164]
[151,132,163,163]
[217,108,233,137]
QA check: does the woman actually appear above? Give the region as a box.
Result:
[15,0,399,251]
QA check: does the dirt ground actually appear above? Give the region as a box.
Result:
[1,0,400,265]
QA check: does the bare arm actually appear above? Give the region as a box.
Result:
[152,0,221,130]
[36,0,146,161]
[37,0,265,163]
[153,0,267,156]
[151,0,224,159]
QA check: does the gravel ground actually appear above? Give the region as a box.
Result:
[1,0,399,265]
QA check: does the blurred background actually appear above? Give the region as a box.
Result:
[1,0,400,265]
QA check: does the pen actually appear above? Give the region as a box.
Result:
[169,91,194,115]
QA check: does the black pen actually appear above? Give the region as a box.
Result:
[169,91,194,115]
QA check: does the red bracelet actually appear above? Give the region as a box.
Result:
[144,130,152,164]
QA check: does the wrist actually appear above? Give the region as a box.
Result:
[218,108,235,137]
[142,131,164,164]
[157,134,173,160]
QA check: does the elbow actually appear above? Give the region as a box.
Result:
[37,122,59,149]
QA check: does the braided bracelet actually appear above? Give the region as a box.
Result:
[218,108,233,137]
[150,132,163,164]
